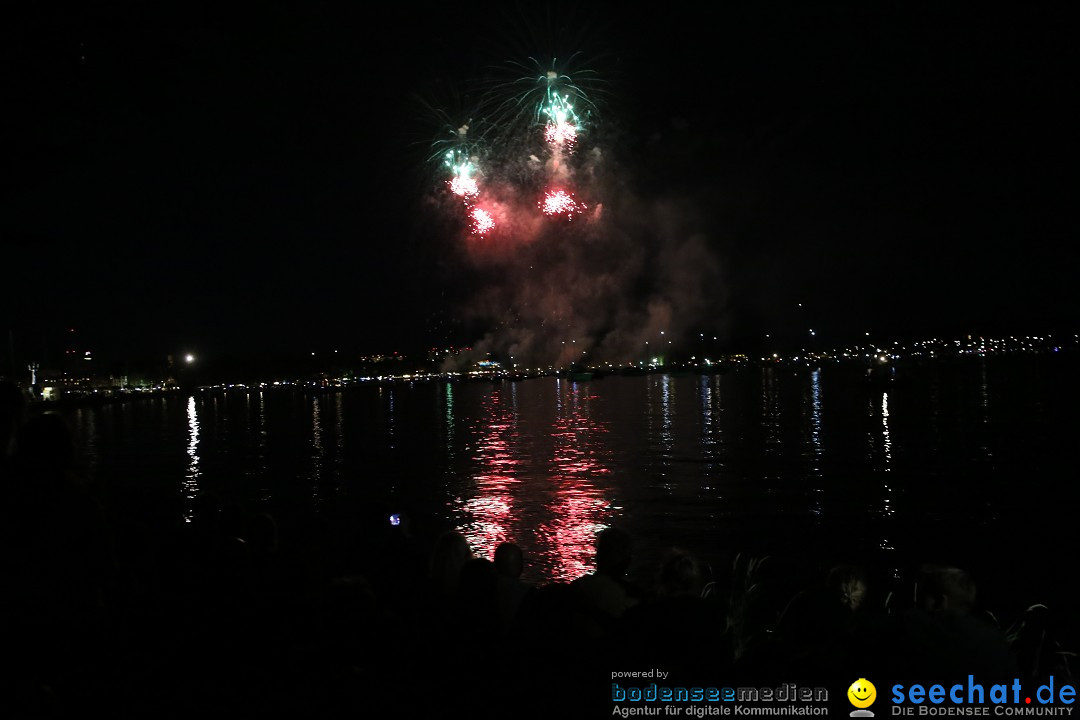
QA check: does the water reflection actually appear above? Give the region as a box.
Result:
[879,389,896,555]
[333,392,344,476]
[882,391,892,467]
[458,389,519,560]
[383,387,396,448]
[441,383,457,487]
[257,391,269,501]
[881,391,894,518]
[72,406,99,473]
[310,397,325,502]
[978,360,992,459]
[809,369,823,470]
[979,360,990,416]
[455,381,614,583]
[184,395,200,521]
[444,383,455,454]
[762,368,781,455]
[807,369,824,517]
[63,363,1066,588]
[644,374,675,494]
[699,376,723,482]
[659,375,673,454]
[540,384,611,582]
[700,376,714,445]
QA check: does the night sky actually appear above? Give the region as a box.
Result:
[3,3,1076,373]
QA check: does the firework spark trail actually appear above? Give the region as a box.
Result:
[538,75,583,151]
[509,62,599,132]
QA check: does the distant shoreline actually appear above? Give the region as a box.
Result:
[24,347,1076,412]
[28,387,188,411]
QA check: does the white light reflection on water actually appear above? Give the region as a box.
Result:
[700,376,714,443]
[660,375,673,451]
[882,391,894,516]
[880,389,896,554]
[382,386,396,449]
[184,395,200,521]
[882,391,892,467]
[661,375,674,485]
[808,368,824,516]
[72,406,99,472]
[310,396,326,506]
[647,374,675,491]
[699,376,716,465]
[762,368,781,455]
[810,369,823,468]
[978,360,993,460]
[444,383,455,460]
[257,391,269,501]
[698,374,726,496]
[333,392,344,476]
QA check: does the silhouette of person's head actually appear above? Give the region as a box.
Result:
[595,527,634,578]
[917,565,976,613]
[658,548,705,597]
[828,564,868,611]
[428,530,473,598]
[494,541,524,580]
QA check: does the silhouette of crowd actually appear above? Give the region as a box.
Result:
[0,381,1074,715]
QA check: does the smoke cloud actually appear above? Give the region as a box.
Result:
[439,174,726,370]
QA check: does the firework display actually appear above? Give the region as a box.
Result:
[540,189,585,218]
[424,50,721,371]
[470,207,496,235]
[431,57,601,238]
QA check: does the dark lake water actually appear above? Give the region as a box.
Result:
[63,354,1078,619]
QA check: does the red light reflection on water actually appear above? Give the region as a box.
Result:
[538,385,612,582]
[458,390,520,560]
[456,383,614,582]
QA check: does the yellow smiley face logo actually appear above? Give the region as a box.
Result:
[848,678,877,708]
